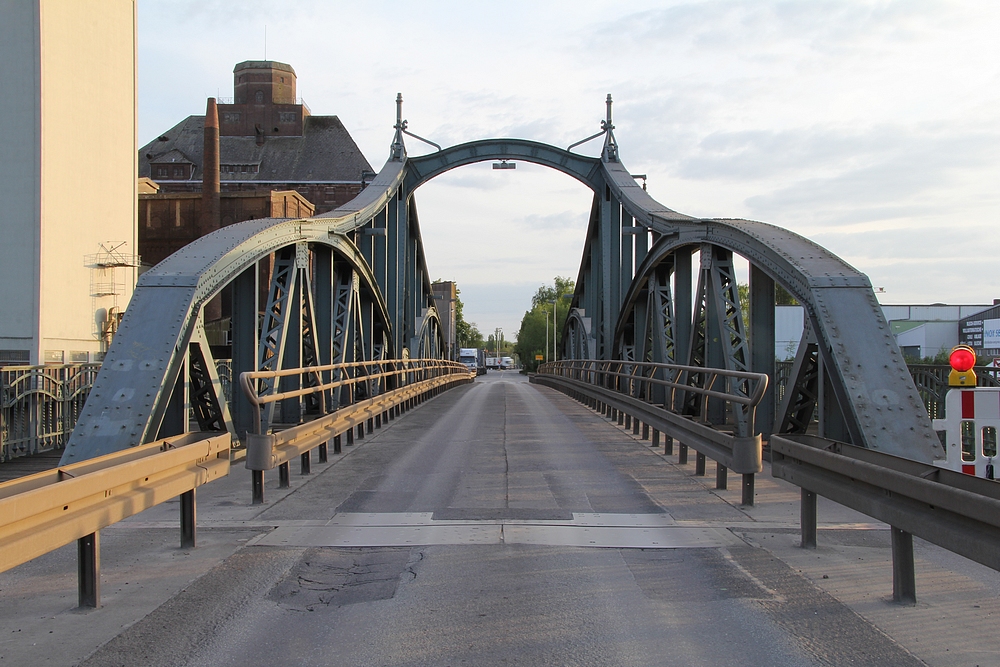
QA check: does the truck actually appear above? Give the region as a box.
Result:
[459,348,486,376]
[485,357,500,370]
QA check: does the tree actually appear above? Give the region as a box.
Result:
[515,276,575,372]
[453,288,483,348]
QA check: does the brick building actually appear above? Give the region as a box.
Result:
[138,60,373,266]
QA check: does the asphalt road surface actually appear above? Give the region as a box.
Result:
[63,372,929,667]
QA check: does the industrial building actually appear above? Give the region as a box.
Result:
[137,60,373,267]
[0,0,138,365]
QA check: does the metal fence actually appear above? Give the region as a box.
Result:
[772,362,999,423]
[1,360,236,463]
[0,364,101,462]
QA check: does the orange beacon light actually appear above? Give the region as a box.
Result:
[948,345,977,387]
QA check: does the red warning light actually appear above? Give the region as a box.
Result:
[949,345,976,373]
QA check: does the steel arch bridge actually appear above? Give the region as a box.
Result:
[61,95,942,465]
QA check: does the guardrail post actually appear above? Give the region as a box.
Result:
[678,442,688,464]
[741,473,755,506]
[252,471,264,504]
[78,532,100,608]
[801,489,817,549]
[301,451,311,475]
[642,423,649,440]
[716,464,728,490]
[652,429,660,447]
[367,418,374,434]
[633,419,640,436]
[279,462,290,488]
[180,489,196,548]
[346,429,354,446]
[356,424,365,440]
[334,434,342,453]
[695,452,706,476]
[617,411,624,426]
[624,414,632,429]
[891,527,916,604]
[318,442,328,462]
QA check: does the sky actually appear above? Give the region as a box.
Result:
[137,0,1000,342]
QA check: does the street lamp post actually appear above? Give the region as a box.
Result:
[542,309,549,364]
[550,300,557,363]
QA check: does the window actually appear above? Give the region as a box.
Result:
[173,166,184,178]
[279,111,296,123]
[255,90,264,103]
[156,166,167,178]
[962,420,976,461]
[224,112,241,123]
[984,426,998,458]
[221,164,258,174]
[0,350,30,365]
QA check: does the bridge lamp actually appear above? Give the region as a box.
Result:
[948,345,977,387]
[493,160,516,170]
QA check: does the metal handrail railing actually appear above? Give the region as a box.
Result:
[538,360,768,436]
[534,359,769,505]
[239,358,473,503]
[240,358,470,435]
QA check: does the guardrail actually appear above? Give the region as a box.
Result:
[240,359,472,503]
[771,433,1000,604]
[533,360,768,505]
[0,432,231,608]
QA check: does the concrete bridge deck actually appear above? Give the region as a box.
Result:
[3,373,999,666]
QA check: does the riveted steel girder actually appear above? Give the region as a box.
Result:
[62,219,394,463]
[611,213,940,461]
[405,139,606,193]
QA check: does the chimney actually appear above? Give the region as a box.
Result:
[201,97,221,235]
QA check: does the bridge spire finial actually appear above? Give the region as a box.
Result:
[391,93,407,161]
[601,93,619,163]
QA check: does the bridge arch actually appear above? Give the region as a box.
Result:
[64,112,940,466]
[403,139,604,194]
[62,217,424,462]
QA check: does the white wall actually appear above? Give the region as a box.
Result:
[0,1,42,357]
[896,322,959,359]
[0,0,137,364]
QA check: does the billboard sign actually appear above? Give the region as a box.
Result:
[984,318,1000,350]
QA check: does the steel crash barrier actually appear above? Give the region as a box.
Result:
[771,433,1000,604]
[0,432,231,608]
[240,358,472,504]
[533,360,769,505]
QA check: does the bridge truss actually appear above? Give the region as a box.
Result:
[62,95,942,465]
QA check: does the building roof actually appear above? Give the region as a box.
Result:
[149,148,194,164]
[235,60,295,74]
[139,114,373,184]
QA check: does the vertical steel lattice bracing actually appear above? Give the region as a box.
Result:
[297,244,323,416]
[706,245,753,436]
[188,339,232,433]
[776,326,821,435]
[256,246,298,427]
